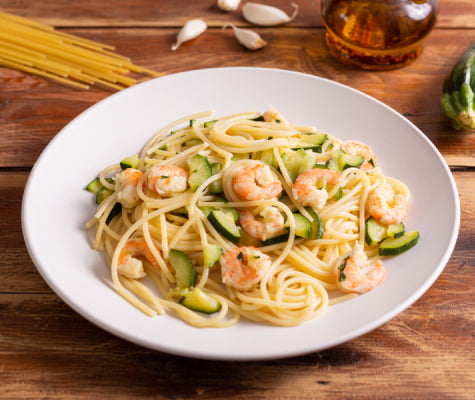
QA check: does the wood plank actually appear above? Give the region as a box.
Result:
[0,27,474,168]
[0,0,473,28]
[0,286,473,398]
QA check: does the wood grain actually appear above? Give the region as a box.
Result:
[1,28,474,168]
[0,0,474,398]
[1,0,473,28]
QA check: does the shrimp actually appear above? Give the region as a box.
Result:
[262,105,290,126]
[220,246,271,291]
[341,140,376,172]
[333,245,386,294]
[117,238,161,279]
[292,168,342,210]
[116,168,143,208]
[239,206,286,241]
[366,184,407,225]
[233,162,283,201]
[147,165,189,197]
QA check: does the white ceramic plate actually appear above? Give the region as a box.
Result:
[22,67,459,361]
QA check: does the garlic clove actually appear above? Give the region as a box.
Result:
[218,0,241,11]
[241,2,299,26]
[223,24,267,51]
[171,19,207,51]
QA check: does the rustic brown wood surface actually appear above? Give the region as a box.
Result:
[1,0,474,398]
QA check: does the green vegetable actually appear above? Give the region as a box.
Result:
[305,207,324,239]
[168,249,198,288]
[292,132,327,152]
[339,154,364,170]
[441,42,475,130]
[326,149,344,173]
[379,231,420,256]
[387,222,405,239]
[95,186,113,204]
[179,288,222,314]
[260,149,278,168]
[188,154,212,192]
[281,149,315,181]
[262,232,289,246]
[86,177,103,194]
[208,209,241,243]
[203,243,223,269]
[106,203,122,224]
[293,212,313,239]
[208,163,224,195]
[183,138,203,147]
[120,154,140,170]
[365,216,387,246]
[204,119,218,128]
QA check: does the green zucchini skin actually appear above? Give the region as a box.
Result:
[203,243,223,269]
[188,154,212,192]
[379,231,420,256]
[179,288,222,314]
[120,154,140,170]
[441,41,475,130]
[365,216,387,246]
[208,209,241,244]
[168,249,198,288]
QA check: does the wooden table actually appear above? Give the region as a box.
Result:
[1,1,474,398]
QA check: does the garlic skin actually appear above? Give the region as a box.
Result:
[218,0,241,11]
[171,19,207,51]
[241,2,299,26]
[223,24,267,51]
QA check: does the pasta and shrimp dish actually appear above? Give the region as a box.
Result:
[86,107,419,327]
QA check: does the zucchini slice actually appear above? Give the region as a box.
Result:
[379,231,420,256]
[365,216,387,246]
[238,229,263,247]
[204,119,218,128]
[262,232,290,246]
[120,154,140,170]
[86,177,103,194]
[183,138,203,147]
[281,149,316,181]
[305,207,324,239]
[387,222,405,238]
[339,154,364,170]
[168,249,198,288]
[106,202,122,224]
[260,148,278,168]
[326,149,344,173]
[179,288,222,314]
[203,243,223,269]
[292,132,328,152]
[293,212,312,239]
[208,209,241,243]
[278,194,297,211]
[208,163,224,195]
[334,186,343,200]
[96,186,113,204]
[188,154,212,192]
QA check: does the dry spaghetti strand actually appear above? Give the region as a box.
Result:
[0,10,163,90]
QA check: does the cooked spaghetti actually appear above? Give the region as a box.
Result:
[86,107,418,327]
[0,11,161,90]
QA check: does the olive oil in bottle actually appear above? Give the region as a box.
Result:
[321,0,438,70]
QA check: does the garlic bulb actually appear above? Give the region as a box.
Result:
[218,0,241,11]
[223,24,267,50]
[171,19,207,51]
[242,2,299,26]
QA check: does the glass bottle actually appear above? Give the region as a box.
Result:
[321,0,438,70]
